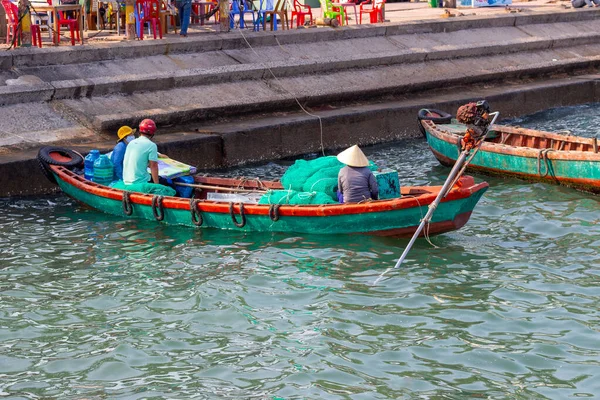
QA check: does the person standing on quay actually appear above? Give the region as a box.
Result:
[177,0,192,37]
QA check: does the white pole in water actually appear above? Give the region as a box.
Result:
[392,151,469,269]
[373,111,500,285]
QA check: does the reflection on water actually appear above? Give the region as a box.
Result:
[1,104,600,399]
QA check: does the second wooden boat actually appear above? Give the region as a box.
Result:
[421,118,600,193]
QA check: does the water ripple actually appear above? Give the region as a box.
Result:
[1,105,600,398]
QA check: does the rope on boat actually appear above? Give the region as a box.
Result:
[122,191,133,216]
[152,195,165,221]
[190,199,203,226]
[376,109,500,284]
[269,204,281,221]
[229,202,246,228]
[236,177,268,192]
[537,148,554,177]
[403,193,436,247]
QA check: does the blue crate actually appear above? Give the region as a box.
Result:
[374,169,400,199]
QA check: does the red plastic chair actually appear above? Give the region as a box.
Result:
[136,0,163,40]
[291,0,312,28]
[2,0,20,45]
[54,2,81,46]
[359,0,384,24]
[31,24,42,47]
[2,0,42,47]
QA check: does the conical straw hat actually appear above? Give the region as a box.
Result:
[337,145,369,167]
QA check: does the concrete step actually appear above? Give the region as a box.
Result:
[0,103,98,152]
[54,42,600,134]
[3,73,599,197]
[1,17,600,106]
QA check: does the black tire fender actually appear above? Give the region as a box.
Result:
[37,158,57,185]
[38,146,84,168]
[417,108,453,137]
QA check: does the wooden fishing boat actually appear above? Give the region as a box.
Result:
[421,119,600,194]
[37,146,489,238]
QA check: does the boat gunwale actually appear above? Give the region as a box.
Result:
[423,120,600,162]
[50,165,488,218]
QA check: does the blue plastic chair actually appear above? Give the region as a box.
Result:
[254,0,274,31]
[256,0,287,31]
[230,0,255,29]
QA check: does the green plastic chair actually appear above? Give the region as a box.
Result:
[319,0,344,25]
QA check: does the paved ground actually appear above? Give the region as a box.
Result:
[0,0,582,48]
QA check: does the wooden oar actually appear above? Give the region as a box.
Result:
[173,182,269,194]
[374,111,500,285]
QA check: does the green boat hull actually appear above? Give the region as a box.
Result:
[54,168,488,237]
[424,121,600,193]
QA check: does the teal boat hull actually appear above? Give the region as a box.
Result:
[422,120,600,194]
[51,164,488,238]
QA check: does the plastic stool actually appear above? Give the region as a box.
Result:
[31,24,42,48]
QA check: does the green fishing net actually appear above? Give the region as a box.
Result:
[258,190,337,205]
[110,180,177,197]
[263,156,378,205]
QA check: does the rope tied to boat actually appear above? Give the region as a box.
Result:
[229,202,246,228]
[152,195,165,221]
[537,148,554,177]
[190,198,203,226]
[461,129,477,151]
[122,191,133,216]
[269,204,281,221]
[236,177,267,191]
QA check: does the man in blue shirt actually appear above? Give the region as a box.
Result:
[111,126,134,181]
[123,119,159,185]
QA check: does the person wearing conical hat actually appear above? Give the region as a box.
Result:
[110,126,135,181]
[337,145,379,203]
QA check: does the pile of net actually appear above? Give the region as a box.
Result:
[258,190,337,205]
[258,156,377,205]
[110,180,177,196]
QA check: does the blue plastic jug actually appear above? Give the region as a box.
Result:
[174,175,195,198]
[84,149,100,181]
[93,155,114,186]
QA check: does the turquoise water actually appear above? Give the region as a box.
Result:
[1,104,599,399]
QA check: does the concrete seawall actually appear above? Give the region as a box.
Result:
[1,7,599,197]
[2,74,598,197]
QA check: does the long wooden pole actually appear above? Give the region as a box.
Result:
[391,151,469,268]
[174,182,267,193]
[373,111,500,285]
[393,111,500,268]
